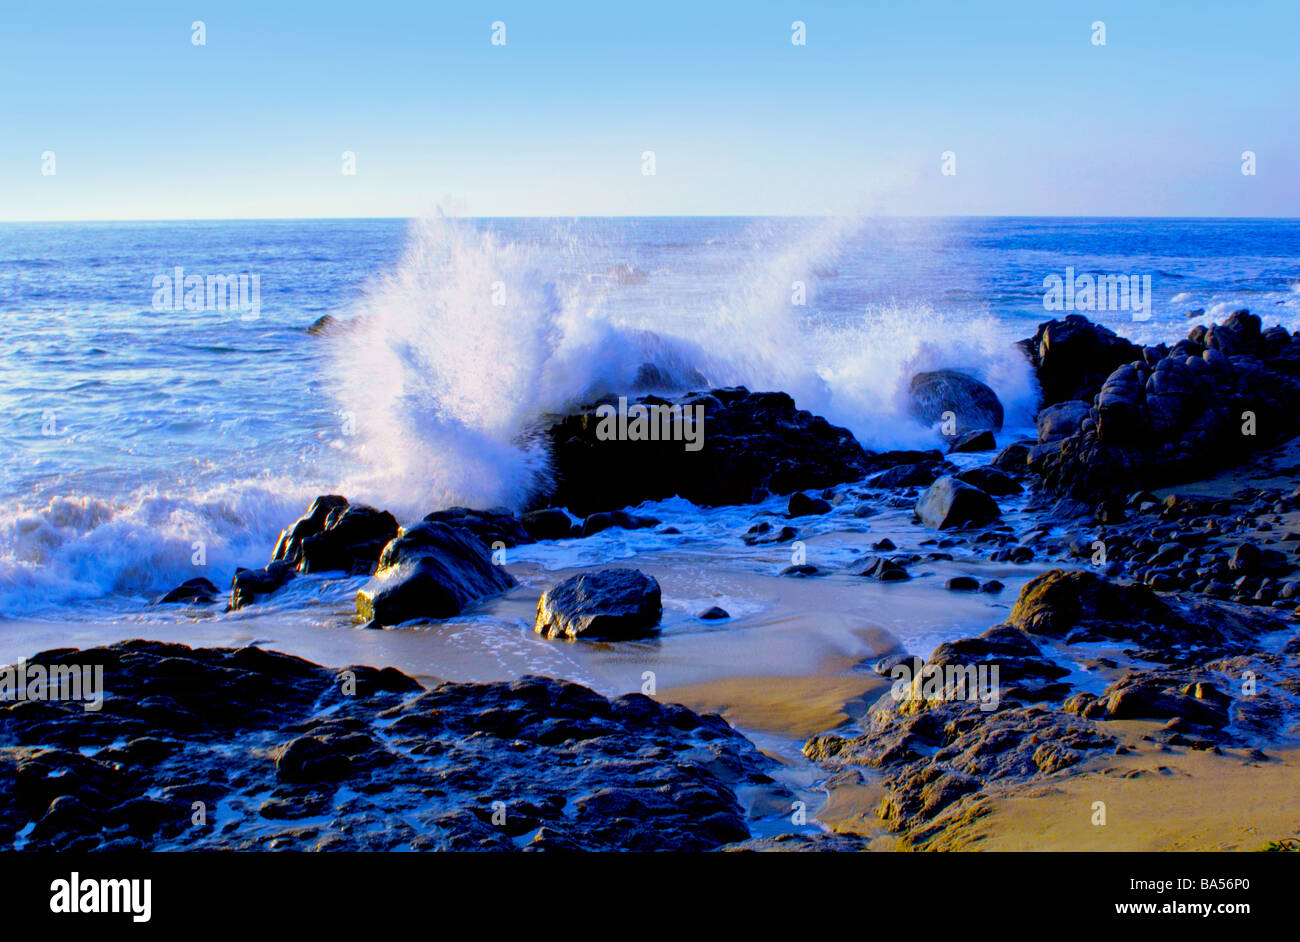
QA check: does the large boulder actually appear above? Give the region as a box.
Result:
[544,388,873,516]
[914,477,1000,529]
[1019,314,1142,406]
[535,569,662,640]
[273,496,398,575]
[907,370,1004,433]
[356,522,517,628]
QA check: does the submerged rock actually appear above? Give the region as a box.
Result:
[580,510,660,538]
[356,522,516,628]
[158,577,218,605]
[535,569,662,640]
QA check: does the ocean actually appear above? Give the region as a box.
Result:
[3,215,1299,623]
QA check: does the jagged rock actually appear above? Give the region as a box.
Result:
[1020,314,1142,406]
[356,522,517,627]
[545,387,873,515]
[0,641,771,852]
[535,569,662,640]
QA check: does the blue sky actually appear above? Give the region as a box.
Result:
[1,1,1296,219]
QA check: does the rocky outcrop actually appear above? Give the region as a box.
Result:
[1025,311,1300,499]
[544,387,874,516]
[0,640,772,851]
[535,569,662,640]
[1019,314,1142,407]
[356,522,517,628]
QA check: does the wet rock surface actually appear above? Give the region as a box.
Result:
[0,641,774,851]
[544,387,878,515]
[535,568,663,640]
[356,521,517,628]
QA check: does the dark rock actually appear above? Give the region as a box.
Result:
[697,606,730,620]
[580,510,660,538]
[230,561,294,610]
[306,314,337,335]
[1007,569,1203,647]
[423,506,530,549]
[356,522,517,628]
[848,557,910,582]
[948,429,996,453]
[945,576,980,591]
[742,522,797,545]
[915,477,1001,530]
[535,569,662,640]
[787,492,833,517]
[520,508,574,541]
[158,577,218,605]
[991,441,1033,473]
[1036,400,1091,442]
[544,388,872,516]
[0,641,771,852]
[273,496,398,575]
[871,463,941,489]
[956,466,1022,496]
[779,564,820,577]
[1021,314,1142,406]
[908,370,1004,432]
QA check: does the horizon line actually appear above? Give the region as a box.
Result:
[3,213,1300,225]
